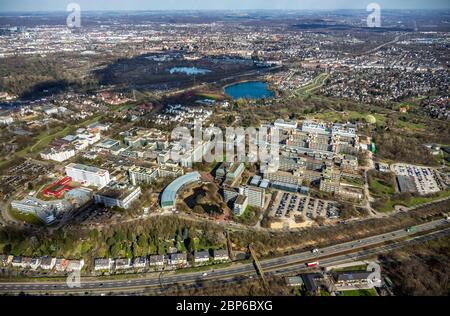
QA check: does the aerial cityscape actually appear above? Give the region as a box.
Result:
[0,0,449,302]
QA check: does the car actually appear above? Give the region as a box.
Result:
[202,273,208,277]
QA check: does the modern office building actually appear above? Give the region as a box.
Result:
[233,195,248,216]
[94,182,142,209]
[160,172,201,209]
[65,163,110,188]
[240,185,266,208]
[274,119,298,130]
[128,166,159,186]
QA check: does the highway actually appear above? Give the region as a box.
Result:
[0,218,448,294]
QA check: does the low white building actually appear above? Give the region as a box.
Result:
[115,258,132,270]
[194,251,210,264]
[39,257,56,270]
[149,255,166,267]
[168,253,188,266]
[40,147,76,162]
[0,116,14,125]
[94,258,114,271]
[132,257,148,269]
[94,182,142,209]
[67,259,85,272]
[213,250,230,262]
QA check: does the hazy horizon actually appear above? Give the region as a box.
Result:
[0,0,449,12]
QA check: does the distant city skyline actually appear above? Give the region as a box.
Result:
[0,0,449,12]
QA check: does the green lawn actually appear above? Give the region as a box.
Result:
[308,110,385,126]
[9,208,44,226]
[369,178,395,196]
[334,265,368,273]
[340,288,378,296]
[377,190,450,213]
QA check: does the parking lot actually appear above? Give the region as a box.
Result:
[392,164,441,195]
[270,191,341,222]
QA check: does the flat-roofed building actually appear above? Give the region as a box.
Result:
[396,176,418,194]
[234,195,248,216]
[161,172,201,209]
[241,185,266,208]
[65,163,110,188]
[129,166,159,186]
[94,182,141,209]
[263,170,303,186]
[274,119,298,130]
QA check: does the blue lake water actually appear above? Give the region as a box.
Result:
[169,67,212,75]
[224,81,274,100]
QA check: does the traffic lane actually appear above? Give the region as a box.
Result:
[0,220,448,292]
[2,228,449,293]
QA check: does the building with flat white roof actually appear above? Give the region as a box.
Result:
[65,163,110,188]
[129,166,159,186]
[234,195,248,216]
[94,182,142,209]
[274,119,298,130]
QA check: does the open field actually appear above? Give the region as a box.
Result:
[339,288,378,296]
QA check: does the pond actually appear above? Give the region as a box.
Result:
[168,67,212,75]
[224,81,274,100]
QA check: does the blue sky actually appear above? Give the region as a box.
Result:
[0,0,449,12]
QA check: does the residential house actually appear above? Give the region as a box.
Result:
[40,257,56,270]
[169,253,188,267]
[149,255,166,267]
[94,258,114,271]
[213,250,230,262]
[132,257,148,269]
[55,259,70,272]
[194,251,210,264]
[67,259,85,272]
[115,258,132,270]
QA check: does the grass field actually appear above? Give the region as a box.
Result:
[370,178,396,196]
[9,208,44,226]
[308,110,386,126]
[376,189,450,213]
[334,265,368,273]
[0,115,103,168]
[340,288,378,296]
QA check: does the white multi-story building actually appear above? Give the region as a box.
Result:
[129,166,159,186]
[0,116,14,125]
[302,120,329,135]
[240,186,266,209]
[274,119,298,130]
[65,163,110,188]
[40,147,76,162]
[94,182,141,209]
[233,195,248,216]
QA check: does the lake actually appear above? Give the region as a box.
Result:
[168,67,212,75]
[224,81,274,100]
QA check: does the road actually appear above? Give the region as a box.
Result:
[0,218,448,294]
